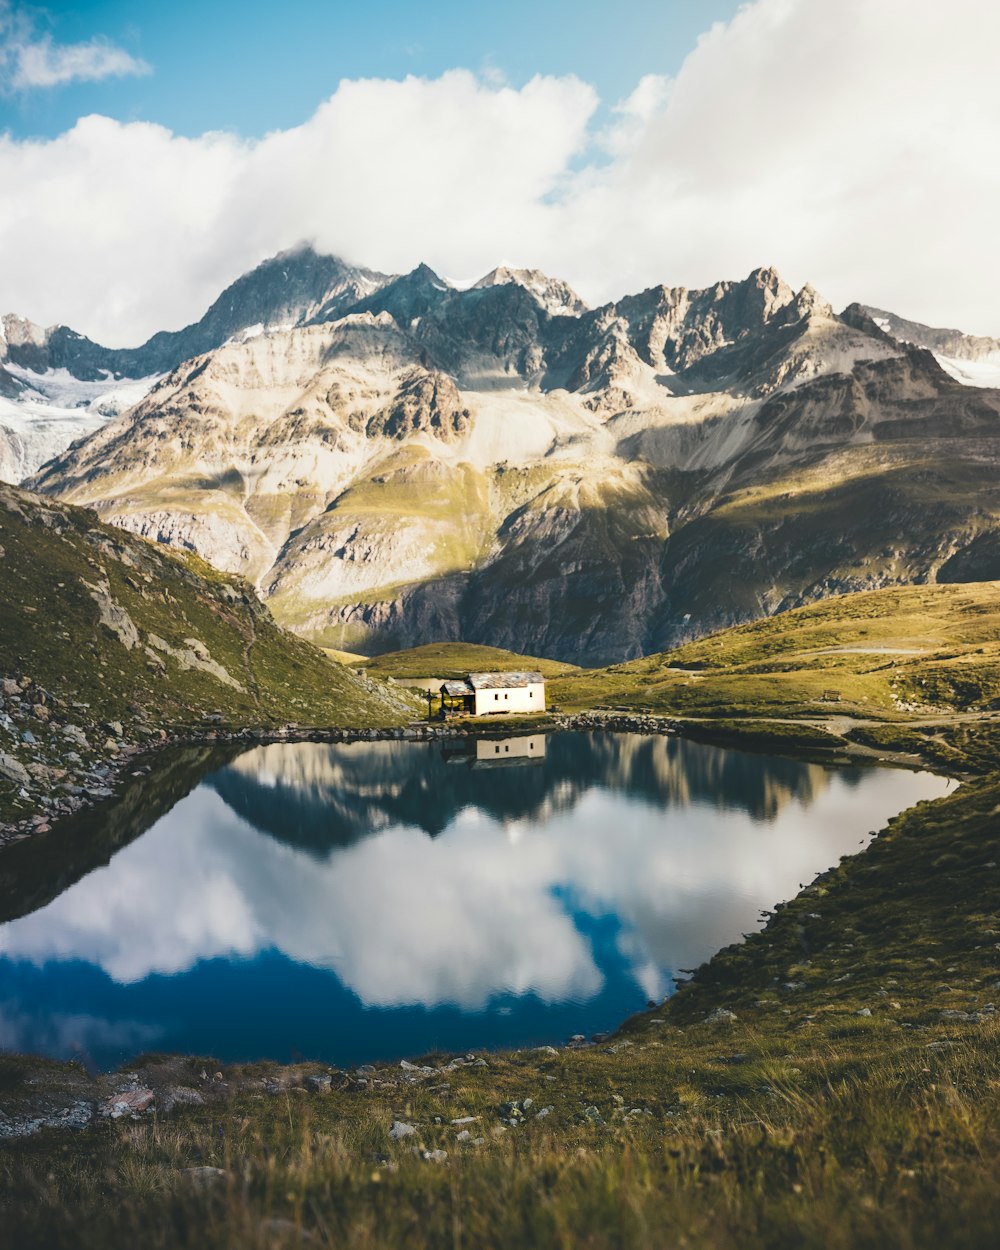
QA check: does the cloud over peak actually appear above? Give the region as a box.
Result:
[0,0,997,345]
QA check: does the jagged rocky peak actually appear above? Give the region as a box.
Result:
[136,244,389,365]
[472,266,588,316]
[350,262,454,326]
[744,264,797,314]
[1,312,50,355]
[792,282,834,320]
[0,316,47,397]
[692,265,799,335]
[1,246,393,388]
[0,312,114,382]
[611,265,801,374]
[568,317,645,395]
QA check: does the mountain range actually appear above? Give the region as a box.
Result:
[4,245,1000,664]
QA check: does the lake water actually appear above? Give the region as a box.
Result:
[0,732,949,1071]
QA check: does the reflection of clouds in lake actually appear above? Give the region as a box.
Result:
[0,760,947,1011]
[0,1001,162,1061]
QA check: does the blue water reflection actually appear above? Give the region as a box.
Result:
[0,733,949,1069]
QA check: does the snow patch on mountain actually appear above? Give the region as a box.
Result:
[933,353,1000,389]
[0,367,159,482]
[858,304,1000,388]
[0,400,104,483]
[4,363,158,411]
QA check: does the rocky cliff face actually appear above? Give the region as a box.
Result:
[25,251,1000,664]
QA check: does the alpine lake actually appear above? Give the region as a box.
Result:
[0,731,950,1071]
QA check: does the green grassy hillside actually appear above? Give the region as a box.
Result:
[0,483,416,825]
[550,581,1000,721]
[364,640,580,680]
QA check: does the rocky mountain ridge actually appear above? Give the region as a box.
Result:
[16,250,1000,664]
[0,249,392,478]
[858,304,1000,388]
[0,250,388,383]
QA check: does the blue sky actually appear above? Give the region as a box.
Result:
[1,0,741,140]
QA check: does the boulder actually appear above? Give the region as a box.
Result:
[0,751,29,786]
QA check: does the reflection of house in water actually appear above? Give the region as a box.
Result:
[444,735,548,769]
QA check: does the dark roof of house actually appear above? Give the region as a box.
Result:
[467,671,544,690]
[441,679,474,696]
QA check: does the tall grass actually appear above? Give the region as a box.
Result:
[4,1030,1000,1249]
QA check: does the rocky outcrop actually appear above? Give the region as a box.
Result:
[366,371,471,441]
[472,267,587,316]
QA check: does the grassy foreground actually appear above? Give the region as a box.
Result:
[4,583,1000,1247]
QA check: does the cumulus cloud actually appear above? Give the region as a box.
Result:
[554,0,1000,334]
[0,0,997,344]
[0,1,149,92]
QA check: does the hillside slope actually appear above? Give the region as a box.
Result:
[364,641,580,680]
[551,581,1000,727]
[0,483,415,827]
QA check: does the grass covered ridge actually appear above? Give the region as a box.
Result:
[549,580,1000,722]
[365,641,580,680]
[0,483,416,824]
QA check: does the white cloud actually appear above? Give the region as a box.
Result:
[11,36,149,90]
[0,2,149,93]
[0,71,597,345]
[0,0,998,344]
[550,0,1000,334]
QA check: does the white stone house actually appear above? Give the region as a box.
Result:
[439,671,546,717]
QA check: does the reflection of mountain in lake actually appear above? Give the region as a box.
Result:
[0,732,949,1069]
[208,732,842,854]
